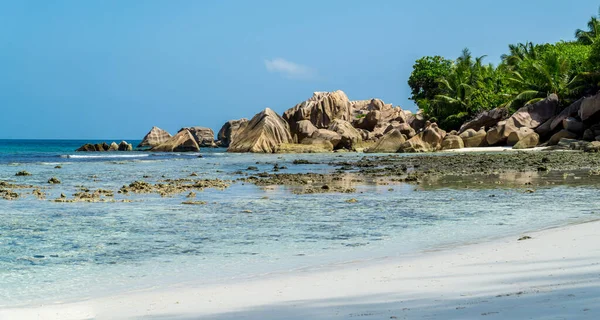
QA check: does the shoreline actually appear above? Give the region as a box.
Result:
[3,219,599,320]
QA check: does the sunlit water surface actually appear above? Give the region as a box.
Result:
[0,140,598,307]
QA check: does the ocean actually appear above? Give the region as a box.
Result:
[1,139,599,307]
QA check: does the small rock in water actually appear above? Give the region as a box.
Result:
[33,255,45,259]
[186,192,196,198]
[48,177,61,184]
[346,198,358,203]
[54,165,62,169]
[247,166,259,171]
[15,171,31,176]
[518,236,532,241]
[190,172,198,177]
[181,200,206,205]
[524,189,535,193]
[242,210,252,213]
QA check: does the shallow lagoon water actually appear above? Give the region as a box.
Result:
[1,141,599,307]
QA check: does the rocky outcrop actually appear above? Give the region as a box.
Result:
[421,122,446,151]
[486,95,559,145]
[311,129,342,149]
[283,91,353,129]
[459,128,487,148]
[76,141,133,152]
[327,119,363,150]
[365,130,406,153]
[217,119,248,147]
[182,127,216,147]
[548,130,578,146]
[513,133,539,149]
[562,117,584,134]
[398,122,446,153]
[507,127,535,146]
[137,127,172,149]
[551,98,584,130]
[459,108,509,133]
[228,108,293,153]
[441,135,464,150]
[76,144,97,152]
[578,92,600,122]
[118,141,133,151]
[290,120,318,143]
[152,130,200,152]
[384,122,416,138]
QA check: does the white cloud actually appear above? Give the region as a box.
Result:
[264,58,316,79]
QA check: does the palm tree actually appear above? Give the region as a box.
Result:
[575,8,600,45]
[501,42,537,68]
[506,52,575,108]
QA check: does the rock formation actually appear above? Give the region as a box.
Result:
[217,119,249,147]
[228,108,293,153]
[327,119,363,150]
[151,129,200,152]
[365,130,406,153]
[441,135,464,150]
[487,95,559,145]
[137,127,172,149]
[459,108,509,133]
[459,128,487,148]
[181,127,216,147]
[283,91,353,129]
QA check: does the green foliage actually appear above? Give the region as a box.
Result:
[406,6,600,130]
[575,8,600,45]
[407,56,453,106]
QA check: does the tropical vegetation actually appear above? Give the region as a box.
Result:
[408,7,600,131]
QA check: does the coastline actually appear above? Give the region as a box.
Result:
[3,219,599,320]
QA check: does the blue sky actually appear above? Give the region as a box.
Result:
[1,0,598,139]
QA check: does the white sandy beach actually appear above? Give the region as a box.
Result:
[2,220,599,320]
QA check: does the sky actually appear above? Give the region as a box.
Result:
[1,0,599,140]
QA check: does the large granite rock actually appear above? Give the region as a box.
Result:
[486,95,559,145]
[228,108,292,153]
[76,144,97,152]
[459,128,487,148]
[365,130,406,153]
[327,119,363,150]
[551,98,584,130]
[459,108,509,133]
[578,92,600,122]
[290,120,318,143]
[311,129,342,149]
[384,122,416,138]
[283,91,353,129]
[152,129,200,152]
[513,133,540,149]
[548,130,578,146]
[137,127,172,149]
[217,118,249,147]
[507,127,535,146]
[562,117,584,134]
[441,135,464,150]
[583,124,600,141]
[398,122,446,153]
[108,142,119,151]
[118,141,133,151]
[182,127,216,147]
[421,122,446,151]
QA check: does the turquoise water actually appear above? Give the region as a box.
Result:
[1,140,599,307]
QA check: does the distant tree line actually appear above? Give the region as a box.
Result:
[408,7,600,130]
